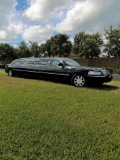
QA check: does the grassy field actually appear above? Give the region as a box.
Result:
[0,70,120,160]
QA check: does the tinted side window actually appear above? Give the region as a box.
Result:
[52,59,62,67]
[36,59,48,65]
[27,61,35,64]
[23,60,36,64]
[12,59,24,64]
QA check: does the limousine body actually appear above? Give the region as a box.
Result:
[5,58,112,87]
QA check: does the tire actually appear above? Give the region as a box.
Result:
[8,70,13,77]
[72,75,86,87]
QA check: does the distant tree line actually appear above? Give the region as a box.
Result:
[0,25,120,62]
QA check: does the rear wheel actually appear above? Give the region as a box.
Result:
[8,70,13,77]
[72,75,86,87]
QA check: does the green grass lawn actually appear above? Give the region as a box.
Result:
[0,70,120,160]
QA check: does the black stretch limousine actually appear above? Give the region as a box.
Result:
[5,58,112,87]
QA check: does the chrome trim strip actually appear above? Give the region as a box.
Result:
[12,69,70,76]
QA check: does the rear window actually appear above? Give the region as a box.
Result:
[11,59,24,64]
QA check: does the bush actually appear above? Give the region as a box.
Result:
[105,68,114,74]
[0,65,5,68]
[105,68,120,74]
[113,69,120,74]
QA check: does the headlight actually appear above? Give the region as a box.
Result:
[101,70,110,76]
[88,71,103,76]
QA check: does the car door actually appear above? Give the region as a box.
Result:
[19,60,36,76]
[34,59,48,77]
[50,59,69,80]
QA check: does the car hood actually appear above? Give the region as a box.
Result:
[68,65,102,71]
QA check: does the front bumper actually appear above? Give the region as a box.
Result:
[85,75,113,84]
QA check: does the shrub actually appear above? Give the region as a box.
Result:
[0,65,5,68]
[105,68,114,74]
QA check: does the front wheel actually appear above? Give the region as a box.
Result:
[72,75,86,87]
[8,70,13,77]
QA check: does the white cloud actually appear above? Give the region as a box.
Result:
[0,0,24,42]
[0,0,120,45]
[0,0,17,28]
[23,24,54,43]
[56,1,96,33]
[0,24,24,42]
[22,0,83,22]
[56,0,120,34]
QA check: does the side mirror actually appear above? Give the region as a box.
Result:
[58,63,64,68]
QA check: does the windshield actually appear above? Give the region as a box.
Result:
[63,59,81,67]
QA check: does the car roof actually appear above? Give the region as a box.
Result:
[14,57,70,61]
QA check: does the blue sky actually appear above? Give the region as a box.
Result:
[15,0,29,11]
[0,0,120,46]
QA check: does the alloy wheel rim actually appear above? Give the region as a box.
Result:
[74,75,85,86]
[9,70,12,77]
